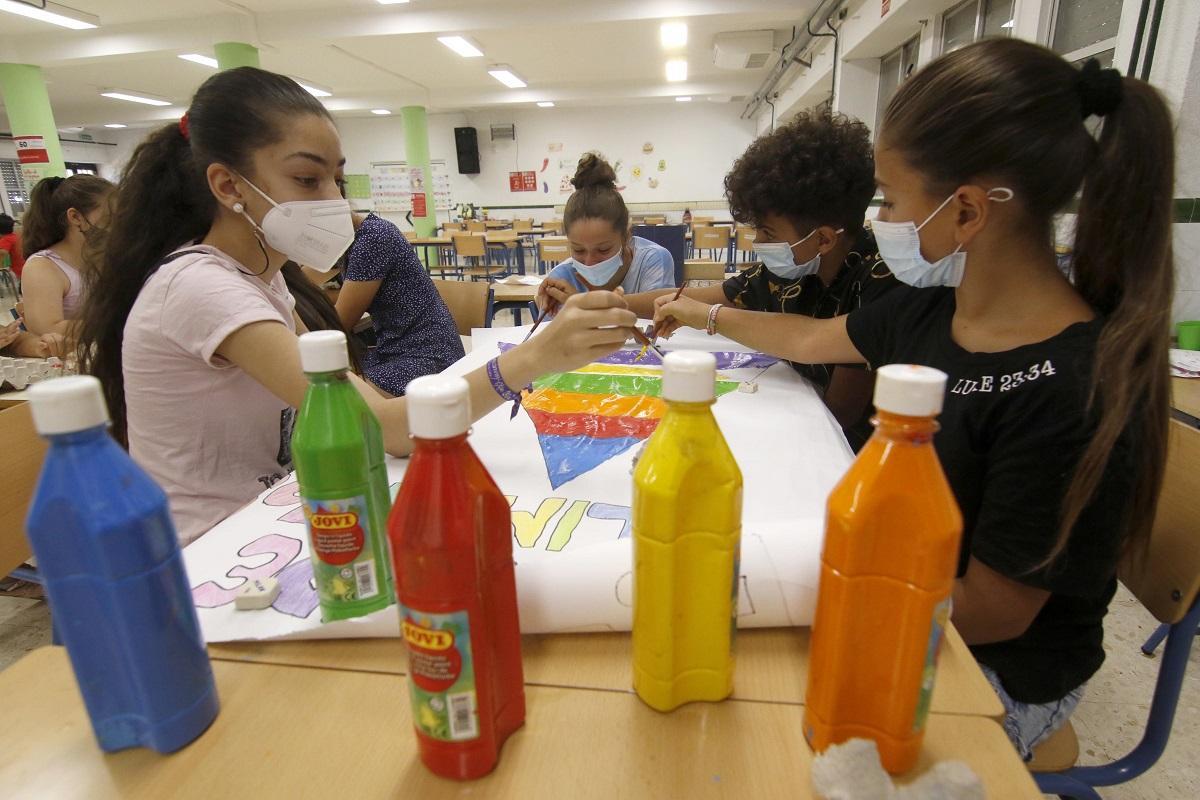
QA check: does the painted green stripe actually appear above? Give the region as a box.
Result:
[534,372,739,397]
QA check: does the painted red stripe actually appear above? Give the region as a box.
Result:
[526,408,660,439]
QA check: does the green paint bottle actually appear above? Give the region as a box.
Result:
[292,331,395,621]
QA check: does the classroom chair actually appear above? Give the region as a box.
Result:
[441,221,464,234]
[466,220,487,233]
[452,233,509,282]
[513,219,533,233]
[683,259,726,283]
[692,225,732,266]
[644,215,667,226]
[736,226,757,262]
[402,230,417,242]
[0,402,45,587]
[432,278,492,336]
[1031,417,1200,800]
[538,237,571,274]
[543,219,563,234]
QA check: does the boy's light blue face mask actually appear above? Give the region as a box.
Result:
[872,188,1014,288]
[752,227,843,281]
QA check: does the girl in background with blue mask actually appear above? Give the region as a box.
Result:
[536,153,674,311]
[656,38,1174,760]
[626,111,895,450]
[75,68,637,544]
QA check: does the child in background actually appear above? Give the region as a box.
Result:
[334,210,464,396]
[0,214,24,278]
[19,175,114,337]
[626,112,895,450]
[75,67,635,545]
[536,153,674,311]
[655,39,1173,759]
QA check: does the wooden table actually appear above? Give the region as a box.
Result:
[411,233,527,274]
[0,647,1039,798]
[208,626,1002,720]
[490,281,540,325]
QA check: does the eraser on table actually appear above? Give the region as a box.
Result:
[235,577,281,610]
[739,381,758,393]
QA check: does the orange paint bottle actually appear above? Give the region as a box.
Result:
[804,364,963,774]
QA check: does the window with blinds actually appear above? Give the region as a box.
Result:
[0,160,29,216]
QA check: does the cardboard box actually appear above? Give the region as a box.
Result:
[0,401,44,576]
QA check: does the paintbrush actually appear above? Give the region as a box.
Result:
[521,299,557,343]
[629,325,668,361]
[651,280,690,342]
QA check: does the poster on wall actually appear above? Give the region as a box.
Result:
[411,193,427,217]
[509,170,538,192]
[370,161,454,213]
[14,135,48,165]
[559,174,573,194]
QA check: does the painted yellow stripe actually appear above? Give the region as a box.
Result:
[523,387,665,419]
[574,363,665,378]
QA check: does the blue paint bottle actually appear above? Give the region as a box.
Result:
[24,376,219,753]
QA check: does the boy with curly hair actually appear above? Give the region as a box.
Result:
[627,110,896,450]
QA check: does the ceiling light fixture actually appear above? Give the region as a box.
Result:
[438,35,483,58]
[666,59,688,82]
[660,22,688,49]
[0,0,98,30]
[103,123,127,128]
[537,101,555,108]
[675,96,692,102]
[294,79,333,98]
[1001,19,1015,29]
[376,0,410,4]
[178,53,218,68]
[100,90,172,107]
[371,109,392,115]
[488,65,526,89]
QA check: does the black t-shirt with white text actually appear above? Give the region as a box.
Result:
[846,286,1134,704]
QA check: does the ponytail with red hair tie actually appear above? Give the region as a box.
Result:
[179,112,190,141]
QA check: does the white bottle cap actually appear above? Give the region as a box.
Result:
[298,330,349,374]
[661,350,717,403]
[28,375,110,435]
[406,374,471,439]
[873,364,948,417]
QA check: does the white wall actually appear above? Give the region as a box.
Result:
[336,102,757,225]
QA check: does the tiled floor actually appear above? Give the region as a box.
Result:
[1,582,1196,797]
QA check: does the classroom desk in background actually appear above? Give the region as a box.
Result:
[0,647,1040,798]
[410,233,528,274]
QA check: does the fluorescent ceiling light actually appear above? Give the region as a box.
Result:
[0,0,98,30]
[1001,19,1014,29]
[178,53,218,68]
[104,123,127,129]
[675,96,692,102]
[294,79,333,98]
[371,108,391,115]
[660,22,688,49]
[376,0,410,4]
[537,101,555,108]
[438,35,483,58]
[488,66,526,89]
[666,59,688,82]
[101,90,172,107]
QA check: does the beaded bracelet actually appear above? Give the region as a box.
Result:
[706,303,722,336]
[487,357,528,419]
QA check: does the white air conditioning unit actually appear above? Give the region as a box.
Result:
[713,30,778,70]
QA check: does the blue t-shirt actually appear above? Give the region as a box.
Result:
[344,214,465,395]
[546,236,676,294]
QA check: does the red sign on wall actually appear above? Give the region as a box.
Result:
[14,135,49,165]
[509,170,537,192]
[411,193,427,217]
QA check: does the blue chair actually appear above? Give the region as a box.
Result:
[1032,417,1200,799]
[631,224,687,287]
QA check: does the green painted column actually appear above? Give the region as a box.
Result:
[402,105,438,239]
[214,42,260,70]
[0,64,67,188]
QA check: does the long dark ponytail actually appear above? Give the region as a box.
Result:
[77,67,333,445]
[882,38,1174,565]
[22,174,113,257]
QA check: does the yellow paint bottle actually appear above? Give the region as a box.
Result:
[632,350,743,711]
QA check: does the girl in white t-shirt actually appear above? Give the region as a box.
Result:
[76,67,636,544]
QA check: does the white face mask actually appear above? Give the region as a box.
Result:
[752,227,843,281]
[872,188,1013,288]
[237,177,354,271]
[574,247,625,287]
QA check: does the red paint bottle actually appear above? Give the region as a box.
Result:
[389,375,525,780]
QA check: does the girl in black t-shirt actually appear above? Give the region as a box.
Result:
[654,39,1174,760]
